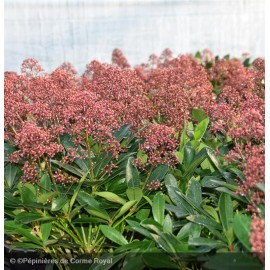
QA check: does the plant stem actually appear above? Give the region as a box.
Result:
[142,165,154,190]
[44,157,60,195]
[85,132,95,180]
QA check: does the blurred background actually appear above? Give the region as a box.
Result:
[5,0,265,73]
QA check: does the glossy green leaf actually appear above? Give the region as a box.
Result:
[126,158,140,188]
[142,252,179,269]
[113,200,137,221]
[189,237,226,248]
[219,193,233,232]
[4,163,19,188]
[194,118,209,141]
[93,191,126,205]
[163,214,173,233]
[100,225,128,246]
[41,222,52,242]
[233,214,252,251]
[152,192,165,225]
[39,173,52,193]
[187,215,222,230]
[51,197,68,212]
[126,188,143,202]
[186,178,202,207]
[148,165,168,182]
[191,108,207,122]
[37,192,58,204]
[164,174,178,187]
[126,220,152,238]
[183,142,195,168]
[76,191,111,221]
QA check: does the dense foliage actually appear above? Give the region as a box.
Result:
[4,49,265,270]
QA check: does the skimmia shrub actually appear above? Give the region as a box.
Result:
[4,49,265,270]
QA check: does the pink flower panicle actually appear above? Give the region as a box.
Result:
[250,216,265,263]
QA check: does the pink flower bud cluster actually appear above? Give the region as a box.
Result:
[250,216,265,263]
[146,180,163,191]
[138,124,178,166]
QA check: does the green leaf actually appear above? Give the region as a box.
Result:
[187,215,222,230]
[189,237,226,248]
[37,192,58,204]
[69,171,89,211]
[4,163,19,188]
[152,192,165,225]
[19,184,37,203]
[126,220,152,238]
[39,173,52,193]
[136,209,150,221]
[14,212,50,223]
[218,193,234,232]
[113,200,137,221]
[215,187,248,203]
[76,191,111,221]
[4,142,16,162]
[51,159,84,177]
[194,118,209,141]
[166,186,195,214]
[203,253,263,270]
[191,108,207,122]
[177,222,201,240]
[41,222,52,242]
[51,197,68,212]
[183,142,195,168]
[126,188,143,202]
[126,158,140,188]
[186,178,202,207]
[72,217,107,224]
[233,214,252,251]
[93,191,126,205]
[137,150,148,164]
[5,221,43,246]
[113,124,131,141]
[148,165,168,182]
[164,174,178,187]
[203,205,220,223]
[142,252,179,269]
[100,225,128,246]
[10,242,43,250]
[183,148,208,178]
[163,214,173,233]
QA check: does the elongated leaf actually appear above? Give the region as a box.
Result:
[191,108,207,122]
[100,225,128,246]
[113,124,131,141]
[233,214,252,251]
[187,215,222,230]
[218,193,233,231]
[51,160,84,177]
[148,165,168,182]
[76,191,111,221]
[72,217,107,224]
[14,212,43,223]
[5,221,43,246]
[37,192,58,203]
[93,191,126,205]
[183,148,208,178]
[215,187,248,203]
[126,220,152,238]
[126,188,143,202]
[69,171,89,211]
[194,118,209,141]
[163,214,173,234]
[126,158,140,188]
[167,186,195,214]
[186,178,202,207]
[164,174,178,187]
[189,237,226,248]
[203,253,262,270]
[177,222,201,240]
[39,173,52,193]
[142,252,179,269]
[165,204,189,218]
[10,243,43,250]
[51,197,68,212]
[4,163,19,188]
[113,200,137,221]
[152,192,165,225]
[183,142,195,168]
[41,222,52,242]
